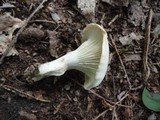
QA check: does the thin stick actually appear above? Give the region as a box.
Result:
[143,9,153,83]
[69,77,131,108]
[0,0,48,64]
[112,106,118,120]
[89,89,131,108]
[116,92,129,104]
[100,13,105,25]
[112,74,116,99]
[152,62,160,65]
[109,34,131,89]
[130,84,143,91]
[108,14,119,26]
[0,84,50,102]
[92,109,108,120]
[30,19,56,24]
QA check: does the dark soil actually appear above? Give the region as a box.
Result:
[0,0,160,120]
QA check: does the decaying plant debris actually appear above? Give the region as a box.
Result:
[0,0,160,120]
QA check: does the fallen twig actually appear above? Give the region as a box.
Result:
[0,84,50,102]
[0,0,48,64]
[30,19,56,24]
[112,74,116,99]
[112,106,118,120]
[152,62,160,66]
[69,77,131,108]
[92,109,108,120]
[100,13,106,25]
[116,91,129,104]
[130,84,143,91]
[89,89,131,108]
[143,9,153,83]
[109,34,131,89]
[53,100,64,114]
[108,14,119,26]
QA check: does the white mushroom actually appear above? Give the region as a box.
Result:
[30,23,109,90]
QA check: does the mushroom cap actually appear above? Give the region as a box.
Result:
[73,23,109,89]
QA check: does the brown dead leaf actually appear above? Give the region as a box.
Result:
[33,90,45,100]
[123,108,132,119]
[128,93,140,102]
[0,13,24,56]
[19,110,37,120]
[0,13,22,32]
[0,34,18,56]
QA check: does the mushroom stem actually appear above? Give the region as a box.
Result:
[32,50,78,81]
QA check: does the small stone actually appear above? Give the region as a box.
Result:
[73,97,78,102]
[64,84,71,90]
[75,90,81,96]
[51,13,60,22]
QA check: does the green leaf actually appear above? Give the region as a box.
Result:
[142,88,160,112]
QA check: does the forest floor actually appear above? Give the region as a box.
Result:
[0,0,160,120]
